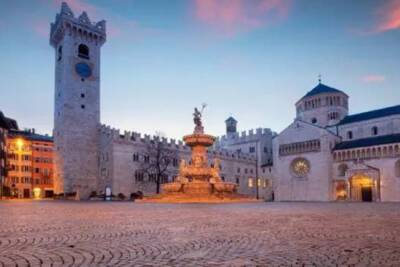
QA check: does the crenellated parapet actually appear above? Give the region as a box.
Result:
[99,124,256,161]
[99,124,189,150]
[217,127,273,144]
[50,2,106,47]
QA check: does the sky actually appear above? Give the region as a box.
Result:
[0,0,399,139]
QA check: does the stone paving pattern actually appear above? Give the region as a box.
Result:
[0,201,400,266]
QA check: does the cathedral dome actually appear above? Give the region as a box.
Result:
[302,83,347,99]
[296,82,349,128]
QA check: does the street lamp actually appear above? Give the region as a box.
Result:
[255,140,259,200]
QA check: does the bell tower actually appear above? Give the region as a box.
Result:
[50,2,106,199]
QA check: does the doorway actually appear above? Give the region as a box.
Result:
[350,174,377,202]
[361,186,372,202]
[23,189,30,198]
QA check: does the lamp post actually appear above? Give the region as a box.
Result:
[255,140,259,200]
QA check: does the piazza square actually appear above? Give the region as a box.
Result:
[1,201,400,266]
[1,1,400,266]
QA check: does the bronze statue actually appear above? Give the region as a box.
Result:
[193,104,206,133]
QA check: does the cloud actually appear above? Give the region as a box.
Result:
[374,0,400,33]
[193,0,291,36]
[33,20,49,38]
[356,0,400,35]
[362,75,386,83]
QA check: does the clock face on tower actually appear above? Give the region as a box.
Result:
[75,62,92,78]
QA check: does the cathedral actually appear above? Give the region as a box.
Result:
[50,3,400,201]
[273,83,400,202]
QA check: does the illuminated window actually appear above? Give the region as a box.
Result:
[257,178,261,187]
[291,158,310,178]
[248,178,253,188]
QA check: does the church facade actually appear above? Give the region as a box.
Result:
[273,83,400,202]
[50,3,399,201]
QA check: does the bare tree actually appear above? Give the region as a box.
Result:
[139,132,178,194]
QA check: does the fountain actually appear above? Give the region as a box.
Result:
[144,106,254,203]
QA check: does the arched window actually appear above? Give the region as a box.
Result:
[372,126,378,136]
[395,160,400,177]
[338,164,348,177]
[57,45,62,61]
[78,44,89,59]
[347,131,353,140]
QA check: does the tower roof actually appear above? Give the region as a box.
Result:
[225,116,237,123]
[302,83,347,99]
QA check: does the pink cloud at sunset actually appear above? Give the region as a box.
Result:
[33,20,49,37]
[362,75,386,83]
[373,0,400,33]
[194,0,291,36]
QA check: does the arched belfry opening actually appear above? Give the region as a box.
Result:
[78,44,89,59]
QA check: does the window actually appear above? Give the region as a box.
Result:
[249,146,255,153]
[135,171,144,182]
[395,160,400,177]
[78,44,89,59]
[57,46,62,61]
[248,178,253,188]
[144,155,150,163]
[291,158,310,178]
[264,147,268,153]
[338,164,348,177]
[81,93,85,98]
[372,126,378,136]
[237,167,240,173]
[328,112,339,120]
[81,105,85,109]
[347,131,353,140]
[311,118,317,124]
[132,153,139,162]
[236,177,239,184]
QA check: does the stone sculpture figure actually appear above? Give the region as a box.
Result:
[193,108,202,128]
[193,104,206,133]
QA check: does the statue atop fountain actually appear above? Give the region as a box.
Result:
[193,104,206,134]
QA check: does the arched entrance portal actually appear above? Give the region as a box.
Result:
[349,174,378,202]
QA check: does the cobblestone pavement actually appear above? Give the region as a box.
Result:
[1,201,400,267]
